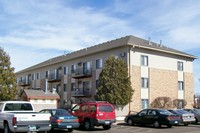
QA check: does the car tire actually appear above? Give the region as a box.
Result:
[184,123,189,126]
[103,125,111,130]
[127,118,134,126]
[68,128,73,132]
[84,119,93,131]
[4,122,13,133]
[153,121,161,128]
[167,125,172,128]
[195,118,198,124]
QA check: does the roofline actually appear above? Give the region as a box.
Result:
[128,43,198,59]
[16,35,197,73]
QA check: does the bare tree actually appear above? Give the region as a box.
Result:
[150,97,172,109]
[173,99,187,109]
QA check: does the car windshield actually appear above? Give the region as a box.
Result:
[99,105,113,112]
[158,109,172,115]
[4,103,33,111]
[52,109,71,116]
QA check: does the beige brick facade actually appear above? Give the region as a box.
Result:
[184,73,194,108]
[130,65,141,112]
[149,68,178,105]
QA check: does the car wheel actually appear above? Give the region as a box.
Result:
[167,125,172,128]
[195,118,198,124]
[4,122,12,133]
[103,125,111,130]
[184,123,189,126]
[127,118,134,126]
[68,128,73,132]
[84,119,92,130]
[153,121,161,128]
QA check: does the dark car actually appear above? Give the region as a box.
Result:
[184,109,200,124]
[169,109,195,126]
[40,109,80,132]
[124,109,181,128]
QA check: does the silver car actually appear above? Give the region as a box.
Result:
[184,109,200,124]
[169,109,195,126]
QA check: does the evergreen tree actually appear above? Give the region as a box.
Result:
[0,47,17,100]
[96,56,133,105]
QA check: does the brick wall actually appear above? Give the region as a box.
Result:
[184,73,194,108]
[130,65,141,112]
[149,68,178,105]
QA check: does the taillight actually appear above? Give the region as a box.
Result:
[55,119,63,123]
[12,117,17,126]
[50,116,52,123]
[74,118,79,123]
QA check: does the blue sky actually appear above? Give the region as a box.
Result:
[0,0,199,93]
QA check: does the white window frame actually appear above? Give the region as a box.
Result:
[178,61,183,71]
[178,81,184,90]
[96,59,103,69]
[141,55,148,66]
[141,99,149,109]
[141,77,149,88]
[63,66,68,75]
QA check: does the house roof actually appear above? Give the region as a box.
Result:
[23,89,60,100]
[16,35,197,73]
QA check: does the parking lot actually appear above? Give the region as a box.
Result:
[70,122,200,133]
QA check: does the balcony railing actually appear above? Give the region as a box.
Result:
[47,74,61,82]
[19,80,31,86]
[71,88,92,97]
[71,68,92,79]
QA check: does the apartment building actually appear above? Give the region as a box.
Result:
[16,35,197,112]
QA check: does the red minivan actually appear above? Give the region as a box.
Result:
[70,101,116,130]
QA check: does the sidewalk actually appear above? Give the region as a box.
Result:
[114,116,125,125]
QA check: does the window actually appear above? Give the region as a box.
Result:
[45,70,49,78]
[141,55,148,66]
[141,99,149,109]
[96,59,103,69]
[178,61,183,71]
[83,62,91,74]
[81,105,88,112]
[99,105,113,112]
[178,81,184,90]
[71,83,75,91]
[138,109,148,116]
[90,105,96,112]
[54,69,58,79]
[64,84,67,92]
[36,73,40,80]
[32,73,35,80]
[71,65,76,73]
[148,110,157,115]
[141,78,149,88]
[96,80,99,88]
[4,103,33,111]
[63,66,68,75]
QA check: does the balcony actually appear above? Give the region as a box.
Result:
[48,74,61,83]
[19,80,31,87]
[71,68,92,79]
[71,88,92,97]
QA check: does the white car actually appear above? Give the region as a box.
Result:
[169,109,195,126]
[0,101,51,133]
